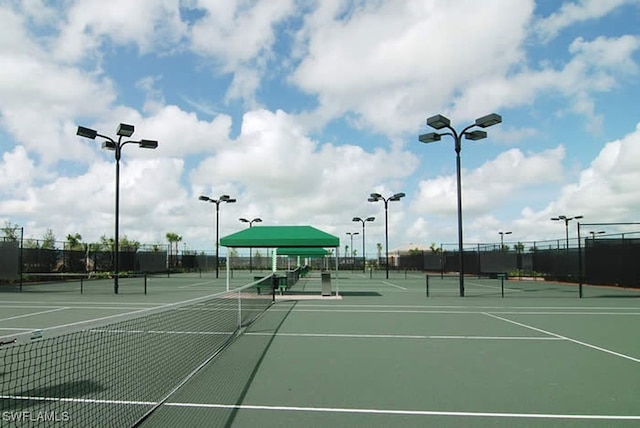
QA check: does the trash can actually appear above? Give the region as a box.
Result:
[321,272,331,296]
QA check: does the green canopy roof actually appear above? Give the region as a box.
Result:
[220,225,339,248]
[276,247,330,257]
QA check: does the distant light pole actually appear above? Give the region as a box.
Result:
[499,231,512,251]
[419,113,502,296]
[353,216,375,272]
[589,230,605,240]
[346,232,359,268]
[76,123,158,294]
[199,195,237,278]
[551,215,583,249]
[239,217,262,272]
[368,192,405,279]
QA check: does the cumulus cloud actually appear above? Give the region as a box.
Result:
[291,0,534,135]
[534,0,632,42]
[53,0,187,63]
[413,147,565,215]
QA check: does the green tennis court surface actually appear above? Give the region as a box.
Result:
[2,271,639,427]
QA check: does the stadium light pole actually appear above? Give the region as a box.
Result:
[368,193,405,279]
[346,232,359,268]
[589,230,605,240]
[499,231,512,251]
[419,113,502,296]
[551,215,583,248]
[76,124,158,294]
[353,216,375,272]
[200,194,237,278]
[239,217,262,272]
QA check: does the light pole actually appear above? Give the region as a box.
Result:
[368,192,405,279]
[499,231,512,251]
[76,123,158,294]
[551,215,583,249]
[419,113,502,296]
[589,230,605,240]
[346,232,359,269]
[239,217,262,272]
[200,194,237,278]
[353,216,375,272]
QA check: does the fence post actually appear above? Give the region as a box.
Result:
[426,274,429,297]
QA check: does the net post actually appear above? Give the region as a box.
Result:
[501,275,504,298]
[144,273,147,295]
[426,274,429,297]
[271,274,276,302]
[577,222,583,298]
[81,277,84,294]
[237,288,242,328]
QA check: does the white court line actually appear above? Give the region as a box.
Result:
[0,305,157,311]
[484,312,640,364]
[246,332,560,341]
[0,301,160,306]
[292,304,640,310]
[0,307,68,322]
[164,402,640,421]
[2,396,638,421]
[381,281,407,290]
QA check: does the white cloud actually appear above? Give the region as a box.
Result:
[188,0,295,103]
[413,147,565,215]
[291,0,534,135]
[535,0,632,42]
[189,0,294,69]
[53,0,187,63]
[0,146,36,194]
[548,123,640,219]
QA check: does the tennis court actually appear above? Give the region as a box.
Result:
[2,271,639,427]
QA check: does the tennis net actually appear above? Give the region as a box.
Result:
[0,274,275,427]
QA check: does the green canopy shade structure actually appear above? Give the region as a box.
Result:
[220,225,339,248]
[220,226,340,295]
[276,247,330,257]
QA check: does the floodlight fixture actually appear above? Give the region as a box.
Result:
[475,113,502,128]
[116,123,135,137]
[76,126,98,139]
[139,139,158,149]
[419,132,442,143]
[464,130,487,141]
[427,114,451,130]
[101,141,116,151]
[199,195,211,202]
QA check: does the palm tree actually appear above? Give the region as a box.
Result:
[166,232,182,268]
[66,233,83,250]
[376,243,383,267]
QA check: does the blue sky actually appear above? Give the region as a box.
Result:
[1,0,640,257]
